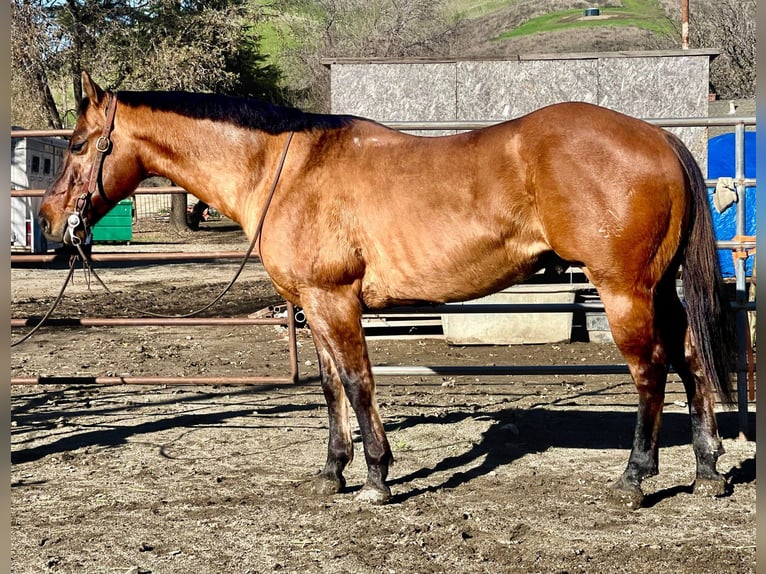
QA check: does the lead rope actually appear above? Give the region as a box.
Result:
[11,258,79,347]
[11,131,294,344]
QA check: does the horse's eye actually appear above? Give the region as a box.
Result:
[70,141,86,154]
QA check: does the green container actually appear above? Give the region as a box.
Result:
[91,199,133,242]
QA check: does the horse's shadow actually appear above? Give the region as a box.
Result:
[385,407,756,505]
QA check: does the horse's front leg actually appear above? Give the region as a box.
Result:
[307,343,354,495]
[302,287,394,504]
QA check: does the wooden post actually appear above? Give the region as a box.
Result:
[681,0,689,49]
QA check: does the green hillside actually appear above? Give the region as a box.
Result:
[492,0,675,40]
[254,0,695,107]
[257,0,681,62]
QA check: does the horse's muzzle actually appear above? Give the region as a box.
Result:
[39,213,82,245]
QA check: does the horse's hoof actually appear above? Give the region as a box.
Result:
[354,486,391,505]
[297,475,344,496]
[693,476,728,498]
[607,480,644,510]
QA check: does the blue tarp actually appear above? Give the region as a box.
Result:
[707,131,756,277]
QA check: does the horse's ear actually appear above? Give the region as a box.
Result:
[81,71,105,106]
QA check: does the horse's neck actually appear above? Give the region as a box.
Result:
[131,111,268,221]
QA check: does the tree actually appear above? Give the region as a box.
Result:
[11,0,66,128]
[272,0,460,111]
[12,0,282,128]
[689,0,756,99]
[12,0,282,232]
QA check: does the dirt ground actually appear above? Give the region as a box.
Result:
[11,219,756,574]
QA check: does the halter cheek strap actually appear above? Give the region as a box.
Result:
[68,93,118,242]
[85,93,118,206]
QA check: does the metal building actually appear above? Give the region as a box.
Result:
[11,130,66,253]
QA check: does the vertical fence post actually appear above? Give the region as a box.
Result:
[733,122,750,439]
[286,302,300,384]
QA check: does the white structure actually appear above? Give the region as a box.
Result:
[11,130,67,253]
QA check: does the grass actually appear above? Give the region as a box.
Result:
[251,2,322,69]
[445,0,520,20]
[493,0,676,40]
[251,1,288,67]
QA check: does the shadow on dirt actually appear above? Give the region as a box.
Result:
[11,383,320,466]
[12,381,755,507]
[386,407,755,504]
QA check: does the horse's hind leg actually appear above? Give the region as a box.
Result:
[599,286,670,509]
[301,287,394,504]
[662,294,726,496]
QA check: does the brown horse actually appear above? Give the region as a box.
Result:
[39,71,735,508]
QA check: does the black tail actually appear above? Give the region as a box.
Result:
[666,131,736,405]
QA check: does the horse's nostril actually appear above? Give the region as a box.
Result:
[38,216,50,235]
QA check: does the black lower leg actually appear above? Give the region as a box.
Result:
[314,354,353,493]
[340,371,393,501]
[689,405,724,480]
[665,294,726,491]
[611,373,666,510]
[613,403,661,498]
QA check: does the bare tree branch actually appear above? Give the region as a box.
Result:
[690,0,755,99]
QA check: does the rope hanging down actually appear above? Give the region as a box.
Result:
[11,258,78,347]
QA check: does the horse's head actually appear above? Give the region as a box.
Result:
[38,71,144,245]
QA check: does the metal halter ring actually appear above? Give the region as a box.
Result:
[96,135,111,153]
[65,213,82,245]
[67,213,82,228]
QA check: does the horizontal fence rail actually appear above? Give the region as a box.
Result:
[11,316,293,328]
[11,250,249,265]
[11,300,302,386]
[372,364,632,376]
[10,116,756,436]
[375,301,755,314]
[12,376,293,386]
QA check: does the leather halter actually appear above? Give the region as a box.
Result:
[67,93,118,244]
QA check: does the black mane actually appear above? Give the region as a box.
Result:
[115,90,356,135]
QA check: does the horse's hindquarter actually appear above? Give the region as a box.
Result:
[519,103,689,286]
[263,120,552,307]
